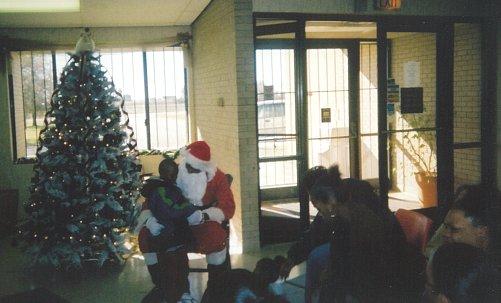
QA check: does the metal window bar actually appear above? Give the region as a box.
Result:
[30,52,37,143]
[11,48,188,160]
[162,49,169,147]
[257,49,297,188]
[19,52,28,158]
[142,51,151,150]
[129,51,139,140]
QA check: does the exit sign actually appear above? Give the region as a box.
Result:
[375,0,401,10]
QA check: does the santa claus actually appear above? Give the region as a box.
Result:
[137,141,235,302]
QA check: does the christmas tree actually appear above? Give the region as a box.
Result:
[19,30,141,270]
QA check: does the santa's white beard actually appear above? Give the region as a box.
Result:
[177,161,208,206]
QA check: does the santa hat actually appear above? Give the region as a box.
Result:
[180,141,217,178]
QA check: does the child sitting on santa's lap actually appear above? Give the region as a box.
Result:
[137,158,202,303]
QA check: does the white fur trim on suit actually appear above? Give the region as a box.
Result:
[206,247,227,265]
[180,147,217,181]
[187,210,203,225]
[134,209,153,234]
[143,252,158,265]
[202,207,225,223]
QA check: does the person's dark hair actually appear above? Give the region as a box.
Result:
[307,165,344,204]
[158,157,178,182]
[451,185,501,248]
[253,255,287,297]
[432,242,501,303]
[302,166,329,194]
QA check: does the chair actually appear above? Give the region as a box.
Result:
[395,209,433,253]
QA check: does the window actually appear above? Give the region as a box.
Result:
[9,47,188,162]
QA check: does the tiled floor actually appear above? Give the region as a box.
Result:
[0,239,305,303]
[263,191,423,217]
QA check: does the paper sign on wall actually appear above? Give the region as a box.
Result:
[401,87,423,114]
[321,108,331,123]
[404,61,421,87]
[387,78,400,103]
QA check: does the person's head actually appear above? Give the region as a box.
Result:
[253,256,286,297]
[158,158,178,183]
[443,185,500,250]
[176,141,217,201]
[309,176,340,218]
[302,166,328,194]
[425,242,501,303]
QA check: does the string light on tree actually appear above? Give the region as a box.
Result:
[18,28,141,271]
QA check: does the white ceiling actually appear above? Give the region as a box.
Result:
[0,0,211,28]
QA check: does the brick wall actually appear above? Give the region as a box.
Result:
[389,33,436,194]
[453,23,482,188]
[191,0,258,252]
[388,26,483,193]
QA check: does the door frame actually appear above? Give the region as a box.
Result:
[253,13,496,244]
[376,20,454,210]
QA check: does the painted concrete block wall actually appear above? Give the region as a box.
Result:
[453,23,482,187]
[235,0,260,251]
[389,33,436,195]
[191,0,258,252]
[253,0,487,17]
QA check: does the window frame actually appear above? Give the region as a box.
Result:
[8,47,189,164]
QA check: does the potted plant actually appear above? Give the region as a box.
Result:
[402,116,437,207]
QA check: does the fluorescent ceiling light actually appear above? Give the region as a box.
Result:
[0,0,80,13]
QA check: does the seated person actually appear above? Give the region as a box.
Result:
[308,175,403,302]
[281,165,404,303]
[424,185,501,262]
[425,242,501,303]
[136,158,201,303]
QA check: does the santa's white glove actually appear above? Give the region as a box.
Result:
[202,207,225,224]
[187,210,203,226]
[145,216,164,236]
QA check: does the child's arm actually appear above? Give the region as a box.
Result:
[151,187,199,220]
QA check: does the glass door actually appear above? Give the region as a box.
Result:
[255,20,304,245]
[305,41,359,218]
[377,21,454,210]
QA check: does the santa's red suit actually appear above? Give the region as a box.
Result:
[137,141,235,267]
[138,168,234,256]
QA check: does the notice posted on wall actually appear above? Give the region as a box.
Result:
[401,87,423,114]
[404,61,421,87]
[387,103,395,116]
[321,108,331,123]
[387,78,400,103]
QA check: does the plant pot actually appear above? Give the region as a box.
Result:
[414,172,437,207]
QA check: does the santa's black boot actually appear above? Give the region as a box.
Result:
[142,263,166,303]
[201,257,231,303]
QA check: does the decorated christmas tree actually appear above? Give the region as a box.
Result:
[19,29,141,270]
